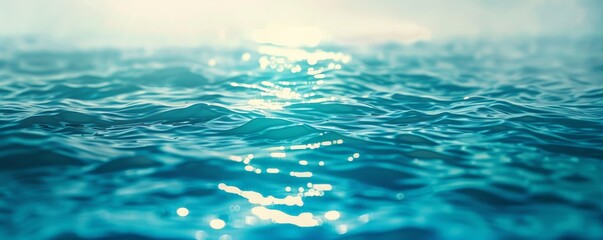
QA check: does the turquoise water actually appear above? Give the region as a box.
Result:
[1,38,603,240]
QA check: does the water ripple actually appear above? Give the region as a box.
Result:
[1,39,603,239]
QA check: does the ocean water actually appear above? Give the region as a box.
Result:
[1,38,603,240]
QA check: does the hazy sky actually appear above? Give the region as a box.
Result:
[0,0,601,47]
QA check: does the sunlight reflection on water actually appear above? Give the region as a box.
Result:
[203,26,360,233]
[2,21,603,239]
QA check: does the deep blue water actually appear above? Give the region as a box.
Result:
[1,38,603,240]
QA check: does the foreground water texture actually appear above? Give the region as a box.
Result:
[1,38,603,240]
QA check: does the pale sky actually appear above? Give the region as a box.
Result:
[0,0,601,47]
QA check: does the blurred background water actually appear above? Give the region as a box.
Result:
[1,1,603,240]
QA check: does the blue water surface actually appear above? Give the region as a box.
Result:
[1,38,603,240]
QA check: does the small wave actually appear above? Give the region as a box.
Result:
[1,39,603,239]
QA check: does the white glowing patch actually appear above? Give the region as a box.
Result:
[241,52,251,62]
[290,171,313,178]
[266,168,280,174]
[258,56,270,70]
[268,146,285,151]
[307,143,321,149]
[210,219,226,229]
[208,59,217,67]
[251,206,319,227]
[176,207,189,217]
[261,81,275,87]
[218,183,303,206]
[274,88,301,99]
[342,55,352,64]
[290,144,307,150]
[299,160,308,165]
[271,152,286,158]
[291,65,302,73]
[353,153,360,158]
[324,210,341,221]
[307,68,322,75]
[319,161,325,166]
[228,156,243,162]
[303,189,325,197]
[285,139,343,153]
[336,224,348,234]
[244,165,254,172]
[312,184,333,191]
